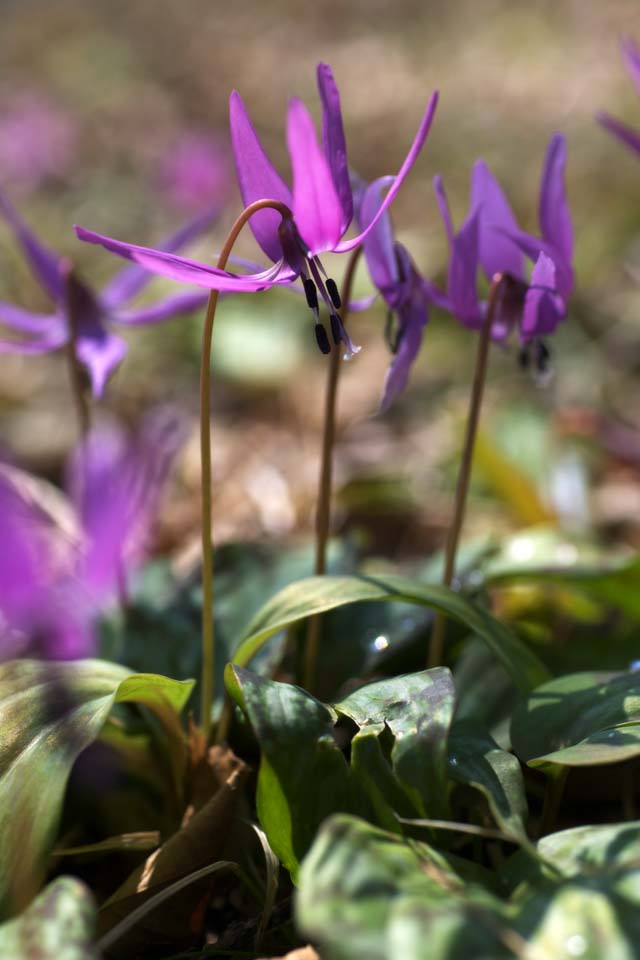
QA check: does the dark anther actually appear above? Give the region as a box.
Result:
[330,314,343,345]
[536,339,551,374]
[314,323,331,355]
[326,278,342,310]
[518,346,530,370]
[384,310,401,354]
[303,278,319,311]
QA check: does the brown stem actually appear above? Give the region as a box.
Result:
[63,278,91,441]
[303,245,363,693]
[428,274,504,669]
[198,198,293,744]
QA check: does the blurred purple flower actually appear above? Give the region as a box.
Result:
[0,93,77,195]
[157,132,230,214]
[434,134,573,359]
[0,409,186,660]
[355,176,447,411]
[76,65,439,358]
[597,38,640,156]
[0,192,214,396]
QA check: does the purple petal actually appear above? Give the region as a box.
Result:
[75,225,295,292]
[100,207,218,308]
[0,189,64,303]
[336,91,439,253]
[622,37,640,97]
[500,227,574,301]
[65,271,126,396]
[229,90,293,263]
[69,410,186,602]
[0,301,60,335]
[0,330,66,355]
[380,296,428,412]
[538,134,573,266]
[114,290,209,326]
[596,111,640,157]
[287,97,343,254]
[433,174,455,248]
[317,63,353,232]
[471,160,524,280]
[357,176,398,297]
[521,252,565,341]
[448,208,483,328]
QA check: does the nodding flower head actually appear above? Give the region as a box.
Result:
[76,65,439,361]
[434,133,573,376]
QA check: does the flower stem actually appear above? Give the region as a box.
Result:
[428,274,504,669]
[303,246,363,693]
[64,283,90,441]
[199,198,293,744]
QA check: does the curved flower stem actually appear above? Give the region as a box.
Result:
[64,288,90,440]
[303,245,363,693]
[428,274,504,669]
[199,198,293,744]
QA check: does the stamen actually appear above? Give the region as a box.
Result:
[518,346,530,370]
[326,278,342,310]
[536,339,551,374]
[314,323,331,355]
[330,314,343,345]
[303,278,319,311]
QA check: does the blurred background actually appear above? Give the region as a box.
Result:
[1,0,640,568]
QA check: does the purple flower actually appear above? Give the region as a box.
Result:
[0,191,215,396]
[434,134,573,360]
[597,38,640,156]
[157,131,230,214]
[0,93,77,195]
[355,176,448,411]
[0,409,186,660]
[76,65,439,358]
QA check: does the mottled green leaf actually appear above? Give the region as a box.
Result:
[0,659,193,918]
[0,877,97,959]
[337,669,454,819]
[233,574,548,693]
[511,671,640,771]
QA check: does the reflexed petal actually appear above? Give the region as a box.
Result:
[380,297,427,412]
[0,189,64,303]
[0,330,66,354]
[287,97,343,254]
[69,410,186,602]
[114,291,209,325]
[0,301,60,335]
[501,227,574,301]
[448,208,483,328]
[538,134,573,266]
[317,63,353,232]
[357,176,398,296]
[471,160,524,280]
[433,174,455,248]
[229,90,293,263]
[100,207,218,307]
[521,252,565,340]
[336,91,439,253]
[622,37,640,97]
[75,226,295,292]
[597,111,640,157]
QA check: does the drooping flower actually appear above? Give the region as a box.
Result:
[433,133,573,367]
[0,92,77,195]
[354,175,448,410]
[0,191,215,396]
[157,131,231,214]
[0,408,186,660]
[76,65,439,359]
[597,37,640,156]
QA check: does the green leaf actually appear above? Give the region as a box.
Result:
[447,720,529,843]
[510,671,640,771]
[296,814,506,960]
[233,574,548,693]
[0,659,193,918]
[226,666,352,881]
[0,877,97,959]
[336,669,454,819]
